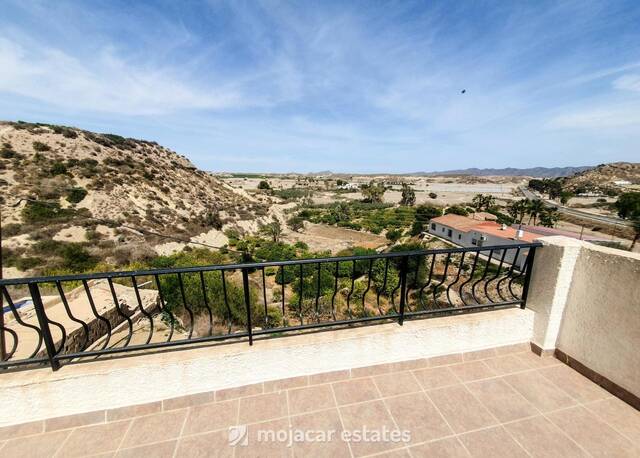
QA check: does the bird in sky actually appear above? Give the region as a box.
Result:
[461,89,466,94]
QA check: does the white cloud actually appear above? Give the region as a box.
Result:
[613,74,640,92]
[0,37,244,115]
[546,103,640,130]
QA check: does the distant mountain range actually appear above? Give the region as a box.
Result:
[410,166,595,178]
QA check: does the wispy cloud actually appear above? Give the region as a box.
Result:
[0,0,639,171]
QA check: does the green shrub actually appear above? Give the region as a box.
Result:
[66,187,88,204]
[49,161,68,176]
[32,141,51,152]
[2,223,23,237]
[60,244,98,272]
[14,257,43,271]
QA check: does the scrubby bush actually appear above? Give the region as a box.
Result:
[32,141,51,152]
[66,187,88,204]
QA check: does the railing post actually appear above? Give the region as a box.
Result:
[398,256,408,325]
[520,246,537,309]
[242,268,253,346]
[28,283,60,371]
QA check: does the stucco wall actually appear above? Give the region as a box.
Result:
[556,242,640,397]
[0,308,533,426]
[528,236,640,398]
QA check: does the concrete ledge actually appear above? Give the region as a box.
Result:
[0,307,533,426]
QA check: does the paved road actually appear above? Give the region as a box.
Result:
[518,187,633,228]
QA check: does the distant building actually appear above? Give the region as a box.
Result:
[613,180,631,186]
[427,214,538,268]
[337,183,359,190]
[469,211,498,222]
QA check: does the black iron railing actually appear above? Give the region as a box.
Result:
[0,242,540,371]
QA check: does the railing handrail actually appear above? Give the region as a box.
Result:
[0,241,542,286]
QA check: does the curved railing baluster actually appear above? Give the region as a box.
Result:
[261,268,269,328]
[56,281,89,350]
[345,260,356,319]
[485,249,507,303]
[471,250,493,304]
[376,258,389,315]
[446,252,466,306]
[497,248,520,302]
[458,252,479,306]
[418,254,436,310]
[108,278,133,347]
[331,262,339,321]
[154,274,174,342]
[177,273,195,339]
[298,264,304,325]
[199,272,214,336]
[131,276,153,345]
[433,253,451,308]
[83,280,111,350]
[220,270,232,334]
[361,259,373,317]
[1,286,41,359]
[314,263,321,322]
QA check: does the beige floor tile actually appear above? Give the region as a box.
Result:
[412,366,460,390]
[585,397,640,443]
[546,405,639,457]
[0,420,44,440]
[163,391,215,411]
[288,384,336,415]
[466,378,539,422]
[462,348,497,362]
[409,437,470,457]
[107,402,161,422]
[458,426,528,457]
[120,409,187,448]
[215,383,263,401]
[45,410,105,432]
[494,342,530,355]
[482,354,532,375]
[503,371,577,412]
[182,399,239,436]
[448,361,496,382]
[426,385,497,434]
[428,353,463,367]
[339,400,402,456]
[504,416,588,457]
[238,392,288,424]
[235,418,291,458]
[57,420,130,458]
[384,392,452,444]
[290,409,350,457]
[352,363,393,378]
[373,371,422,397]
[1,430,70,457]
[387,358,430,372]
[309,369,350,385]
[514,352,560,369]
[332,377,380,405]
[115,440,177,458]
[264,375,308,393]
[538,364,610,403]
[175,429,233,458]
[367,447,411,457]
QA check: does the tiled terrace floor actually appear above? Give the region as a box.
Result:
[1,345,639,457]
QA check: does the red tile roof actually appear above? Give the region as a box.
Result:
[431,214,539,242]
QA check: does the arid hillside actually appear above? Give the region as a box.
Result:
[0,121,268,275]
[562,162,640,193]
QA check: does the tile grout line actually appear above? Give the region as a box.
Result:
[459,378,533,457]
[581,398,640,445]
[115,418,136,455]
[329,381,355,458]
[539,407,596,457]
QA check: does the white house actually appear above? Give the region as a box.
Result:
[427,214,539,269]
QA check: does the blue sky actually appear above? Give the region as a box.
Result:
[1,0,639,173]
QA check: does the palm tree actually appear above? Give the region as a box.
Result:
[527,200,545,225]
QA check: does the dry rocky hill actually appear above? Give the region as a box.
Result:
[562,162,640,193]
[0,121,269,276]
